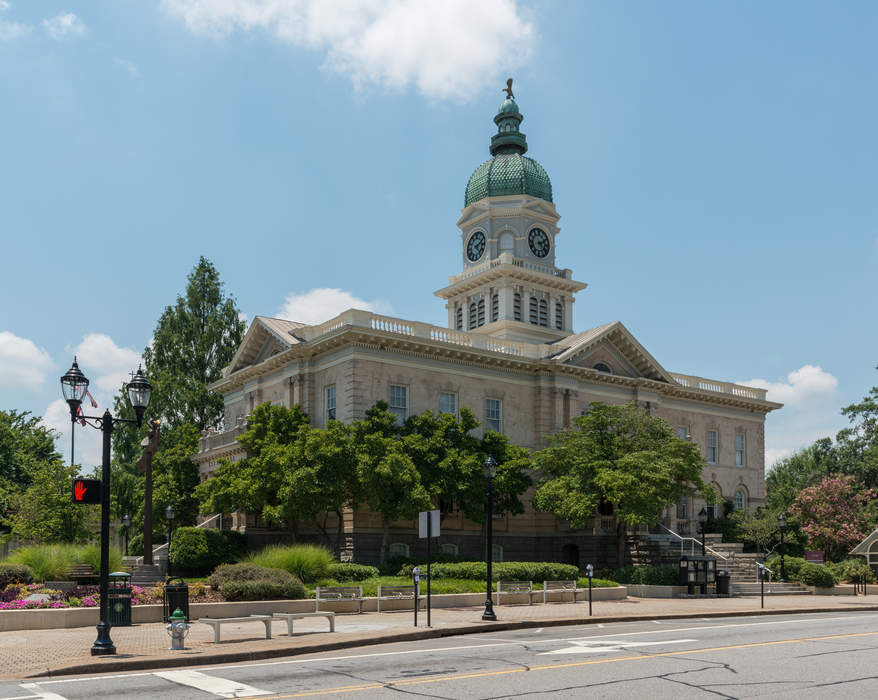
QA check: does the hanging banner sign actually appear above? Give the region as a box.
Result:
[71,478,101,504]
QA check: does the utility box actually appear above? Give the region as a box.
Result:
[679,555,717,594]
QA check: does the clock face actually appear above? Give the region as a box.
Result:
[466,231,486,262]
[528,228,550,258]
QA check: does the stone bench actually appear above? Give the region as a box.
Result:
[377,584,424,612]
[199,615,272,643]
[252,611,335,636]
[315,585,364,614]
[66,565,98,584]
[496,580,536,605]
[542,579,578,604]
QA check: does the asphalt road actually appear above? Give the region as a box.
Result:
[5,611,878,699]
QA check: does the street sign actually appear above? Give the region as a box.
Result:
[72,478,101,504]
[419,509,440,538]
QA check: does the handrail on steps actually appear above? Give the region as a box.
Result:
[130,513,222,567]
[656,524,729,560]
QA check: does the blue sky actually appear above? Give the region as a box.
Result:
[1,1,875,469]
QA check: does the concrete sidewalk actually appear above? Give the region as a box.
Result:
[4,594,878,680]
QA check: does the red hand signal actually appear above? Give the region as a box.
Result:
[74,481,87,501]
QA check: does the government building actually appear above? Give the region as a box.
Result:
[193,90,782,567]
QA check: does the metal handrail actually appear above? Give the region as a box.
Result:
[130,513,222,566]
[657,524,729,560]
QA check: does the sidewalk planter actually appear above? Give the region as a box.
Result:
[0,588,628,631]
[626,585,689,598]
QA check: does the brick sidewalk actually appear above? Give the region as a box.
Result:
[4,595,877,680]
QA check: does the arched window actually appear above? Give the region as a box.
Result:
[389,542,410,558]
[734,489,747,510]
[491,294,499,322]
[455,306,463,331]
[513,293,522,321]
[539,299,548,327]
[477,299,485,327]
[440,543,458,556]
[593,362,612,374]
[469,302,477,329]
[555,301,563,329]
[491,544,504,562]
[529,297,538,325]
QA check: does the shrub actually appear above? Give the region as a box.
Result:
[327,563,380,582]
[169,528,247,575]
[79,544,123,575]
[610,565,677,586]
[766,555,806,580]
[248,545,333,583]
[797,562,836,588]
[209,563,280,588]
[0,563,34,587]
[222,578,305,601]
[378,552,462,576]
[396,561,580,582]
[826,558,875,583]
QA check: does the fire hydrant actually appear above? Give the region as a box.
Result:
[166,608,190,650]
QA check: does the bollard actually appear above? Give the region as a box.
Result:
[166,607,190,650]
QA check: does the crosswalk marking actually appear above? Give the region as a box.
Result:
[154,670,273,698]
[18,683,68,700]
[539,638,697,655]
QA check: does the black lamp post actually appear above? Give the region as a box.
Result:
[61,359,151,656]
[165,504,175,580]
[697,506,708,557]
[482,455,498,622]
[122,514,131,557]
[777,512,787,582]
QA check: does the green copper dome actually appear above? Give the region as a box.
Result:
[464,96,553,206]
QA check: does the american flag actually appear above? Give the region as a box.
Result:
[76,391,98,426]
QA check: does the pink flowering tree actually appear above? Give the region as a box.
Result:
[788,474,877,561]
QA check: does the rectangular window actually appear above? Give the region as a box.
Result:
[486,398,503,433]
[706,430,718,464]
[513,293,522,321]
[439,391,457,415]
[735,433,746,467]
[389,384,408,423]
[676,426,689,440]
[529,297,538,324]
[325,385,336,421]
[676,492,688,519]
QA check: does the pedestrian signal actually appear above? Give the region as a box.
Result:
[71,478,101,504]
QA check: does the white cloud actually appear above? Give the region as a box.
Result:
[0,2,11,12]
[0,331,54,389]
[42,12,87,40]
[114,57,140,78]
[278,287,392,325]
[67,333,143,396]
[160,0,534,100]
[0,17,29,41]
[42,398,103,468]
[739,364,844,471]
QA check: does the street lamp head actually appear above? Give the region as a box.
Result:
[165,504,175,522]
[126,366,152,427]
[122,514,131,528]
[60,358,90,419]
[698,506,709,525]
[777,512,787,528]
[483,454,498,479]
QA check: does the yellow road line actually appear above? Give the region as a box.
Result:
[243,629,878,699]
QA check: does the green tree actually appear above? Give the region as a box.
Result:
[533,402,711,565]
[765,438,839,511]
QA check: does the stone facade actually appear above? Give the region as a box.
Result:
[192,93,782,567]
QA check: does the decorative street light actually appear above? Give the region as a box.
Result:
[697,506,709,557]
[122,514,131,557]
[165,504,175,580]
[482,455,498,622]
[777,512,787,582]
[61,359,151,656]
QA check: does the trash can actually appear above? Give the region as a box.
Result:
[163,577,190,623]
[716,570,730,595]
[108,571,132,626]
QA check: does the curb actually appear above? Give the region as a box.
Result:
[28,605,878,679]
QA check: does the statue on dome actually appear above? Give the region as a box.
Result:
[502,78,514,100]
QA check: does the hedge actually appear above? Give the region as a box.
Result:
[169,528,247,575]
[208,562,305,600]
[610,565,678,586]
[327,563,380,581]
[826,558,875,584]
[765,555,838,587]
[0,563,34,588]
[396,561,580,582]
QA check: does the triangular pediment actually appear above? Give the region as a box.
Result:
[549,321,674,383]
[225,316,306,376]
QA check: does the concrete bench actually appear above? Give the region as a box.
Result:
[253,611,335,636]
[66,564,98,584]
[542,580,578,604]
[496,580,536,605]
[377,584,424,612]
[199,615,272,644]
[316,585,364,614]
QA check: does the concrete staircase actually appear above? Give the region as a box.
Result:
[731,581,811,596]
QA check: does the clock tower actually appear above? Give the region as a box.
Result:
[434,89,586,344]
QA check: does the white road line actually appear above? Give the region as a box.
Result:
[539,638,698,656]
[154,670,273,698]
[18,684,68,700]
